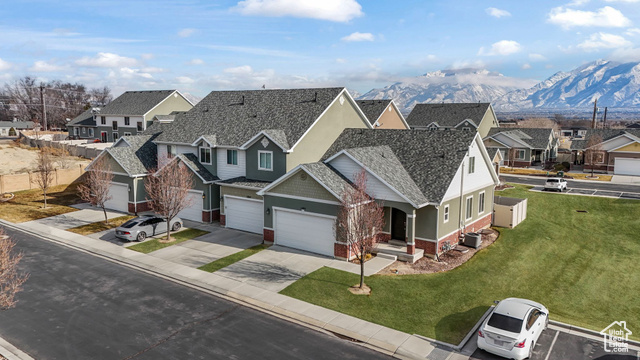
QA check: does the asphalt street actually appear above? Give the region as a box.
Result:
[500,174,640,194]
[0,226,390,360]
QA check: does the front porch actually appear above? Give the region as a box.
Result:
[371,240,424,263]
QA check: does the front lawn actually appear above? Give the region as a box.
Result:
[198,244,270,273]
[281,184,640,344]
[0,184,82,223]
[66,215,136,235]
[127,228,209,254]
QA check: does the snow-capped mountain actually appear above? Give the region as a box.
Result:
[359,68,532,114]
[494,60,640,111]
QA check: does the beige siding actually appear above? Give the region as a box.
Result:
[286,94,369,171]
[220,186,263,215]
[484,138,505,148]
[376,104,408,129]
[268,171,337,202]
[614,142,640,152]
[477,108,499,138]
[143,92,193,122]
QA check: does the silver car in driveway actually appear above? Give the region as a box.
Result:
[114,215,183,242]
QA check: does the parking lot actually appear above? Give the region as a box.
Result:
[530,186,640,200]
[471,327,640,360]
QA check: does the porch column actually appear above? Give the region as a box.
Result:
[406,210,416,255]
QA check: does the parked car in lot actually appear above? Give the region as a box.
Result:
[115,215,183,242]
[544,177,567,192]
[477,298,549,360]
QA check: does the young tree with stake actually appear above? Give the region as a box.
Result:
[78,156,114,224]
[34,147,55,208]
[144,159,194,243]
[335,169,385,292]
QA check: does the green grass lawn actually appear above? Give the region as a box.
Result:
[198,244,270,273]
[66,215,136,235]
[127,228,209,254]
[0,183,82,223]
[281,184,640,344]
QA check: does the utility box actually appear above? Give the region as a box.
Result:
[493,196,527,228]
[464,232,482,249]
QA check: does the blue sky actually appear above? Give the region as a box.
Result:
[1,0,639,97]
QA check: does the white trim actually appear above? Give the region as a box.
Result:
[224,194,263,203]
[165,154,215,184]
[123,132,132,136]
[240,131,288,151]
[390,100,410,129]
[217,182,266,191]
[87,148,132,176]
[478,191,485,215]
[494,132,533,149]
[484,135,510,148]
[517,149,526,160]
[406,214,416,218]
[443,204,450,223]
[258,150,273,171]
[142,90,193,118]
[607,139,640,152]
[262,192,340,205]
[112,132,119,141]
[454,118,478,129]
[191,135,216,148]
[371,100,411,130]
[199,146,212,165]
[153,141,194,146]
[465,195,473,221]
[468,156,475,174]
[272,206,337,220]
[288,88,373,153]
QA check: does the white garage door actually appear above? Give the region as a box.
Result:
[178,190,203,222]
[225,196,263,234]
[104,182,128,213]
[614,158,640,176]
[274,209,335,257]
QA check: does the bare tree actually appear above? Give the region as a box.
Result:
[0,228,29,310]
[78,156,114,224]
[584,134,604,178]
[507,148,518,168]
[144,160,194,242]
[90,86,113,106]
[34,147,56,208]
[335,169,385,291]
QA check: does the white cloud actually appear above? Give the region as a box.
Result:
[341,32,374,42]
[233,0,363,22]
[30,60,66,72]
[224,65,254,75]
[176,76,195,84]
[567,0,590,6]
[109,67,153,79]
[626,28,640,36]
[548,6,631,29]
[178,28,197,38]
[0,58,11,71]
[478,40,522,56]
[529,53,547,61]
[577,32,632,50]
[336,58,347,63]
[76,52,138,68]
[201,44,298,58]
[485,7,511,18]
[141,53,154,60]
[610,47,640,62]
[522,63,532,69]
[141,67,166,73]
[189,58,205,65]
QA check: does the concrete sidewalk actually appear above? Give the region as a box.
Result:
[0,218,462,360]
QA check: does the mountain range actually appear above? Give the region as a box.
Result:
[359,60,640,114]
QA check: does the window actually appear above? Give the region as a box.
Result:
[101,132,108,142]
[200,147,211,164]
[137,122,143,131]
[517,149,526,160]
[428,125,438,131]
[100,116,106,125]
[123,132,132,136]
[124,117,130,126]
[465,196,473,220]
[526,310,541,331]
[258,151,272,171]
[73,128,79,136]
[468,156,475,174]
[443,205,449,223]
[112,132,119,141]
[112,121,118,130]
[167,145,176,158]
[594,152,605,163]
[478,192,485,214]
[88,128,94,137]
[227,149,238,165]
[462,127,471,131]
[81,127,86,134]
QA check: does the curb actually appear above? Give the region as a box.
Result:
[0,336,34,360]
[550,320,640,348]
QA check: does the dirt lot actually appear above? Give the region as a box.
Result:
[0,140,90,175]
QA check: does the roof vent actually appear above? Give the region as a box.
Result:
[314,92,318,102]
[203,105,209,112]
[242,95,245,105]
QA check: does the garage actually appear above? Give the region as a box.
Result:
[274,208,335,257]
[225,196,263,234]
[178,190,204,222]
[104,182,129,213]
[614,158,640,176]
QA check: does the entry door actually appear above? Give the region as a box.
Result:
[391,208,406,241]
[101,132,108,142]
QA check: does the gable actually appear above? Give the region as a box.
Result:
[269,170,338,202]
[477,106,499,138]
[442,137,497,202]
[612,141,640,153]
[89,151,128,175]
[601,135,639,151]
[484,138,506,148]
[492,133,530,148]
[375,103,409,129]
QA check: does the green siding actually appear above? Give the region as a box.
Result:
[245,136,286,182]
[112,174,134,202]
[286,94,369,171]
[220,186,263,215]
[437,185,495,238]
[194,141,217,177]
[415,205,438,240]
[263,195,338,228]
[102,154,128,175]
[268,171,337,202]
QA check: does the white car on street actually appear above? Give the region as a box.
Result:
[544,177,567,192]
[477,298,549,360]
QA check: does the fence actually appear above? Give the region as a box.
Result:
[19,135,103,159]
[0,165,85,193]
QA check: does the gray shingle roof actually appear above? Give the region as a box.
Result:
[407,103,490,128]
[106,134,158,175]
[0,121,36,129]
[300,162,352,198]
[570,129,640,150]
[176,153,218,183]
[99,90,176,116]
[486,128,554,149]
[355,100,391,125]
[216,177,272,189]
[67,109,96,127]
[153,88,347,149]
[322,129,477,205]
